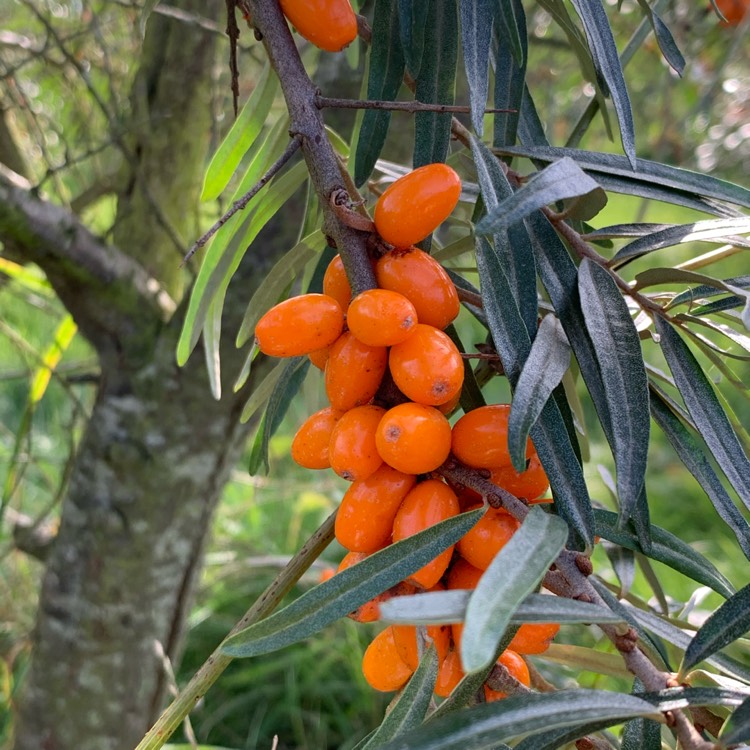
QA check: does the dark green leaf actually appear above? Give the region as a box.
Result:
[495,145,750,209]
[354,0,405,186]
[413,0,458,168]
[654,318,750,511]
[399,0,429,77]
[633,0,685,75]
[444,324,486,412]
[568,0,636,166]
[721,694,750,745]
[514,719,622,750]
[594,509,735,598]
[460,0,495,135]
[638,687,749,712]
[622,679,662,750]
[682,584,750,674]
[508,315,571,471]
[578,259,650,533]
[603,542,636,598]
[476,157,606,235]
[221,510,483,657]
[378,690,660,750]
[669,273,750,309]
[361,649,439,749]
[518,85,550,147]
[492,10,526,149]
[492,0,526,68]
[650,390,750,560]
[462,509,569,672]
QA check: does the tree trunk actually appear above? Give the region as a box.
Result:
[8,3,292,748]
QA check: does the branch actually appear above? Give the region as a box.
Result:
[316,96,515,114]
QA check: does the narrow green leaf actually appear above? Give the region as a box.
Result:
[543,642,634,678]
[202,294,224,401]
[29,314,77,405]
[493,0,526,69]
[476,157,606,235]
[593,509,735,598]
[604,542,636,598]
[720,694,750,745]
[508,314,571,471]
[354,0,405,187]
[621,679,662,750]
[380,589,626,625]
[361,649,439,749]
[444,324,486,412]
[650,390,750,560]
[579,259,650,532]
[378,690,660,750]
[492,23,526,148]
[682,584,750,674]
[568,0,636,167]
[399,0,429,77]
[654,318,750,511]
[633,0,685,75]
[222,510,483,657]
[240,356,286,424]
[413,0,458,168]
[459,0,495,135]
[201,63,278,202]
[669,273,750,309]
[0,257,53,296]
[638,687,749,712]
[514,719,625,750]
[461,508,568,672]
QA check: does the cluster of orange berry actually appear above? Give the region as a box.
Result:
[254,163,557,701]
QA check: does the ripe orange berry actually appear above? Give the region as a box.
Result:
[456,506,520,570]
[318,566,336,584]
[374,164,462,248]
[325,332,388,412]
[279,0,358,52]
[322,254,353,311]
[329,405,385,481]
[507,622,559,655]
[389,325,464,406]
[376,248,460,330]
[713,0,749,24]
[392,624,451,671]
[490,453,549,500]
[255,294,344,357]
[308,346,331,371]
[484,649,530,701]
[335,465,417,552]
[375,402,452,474]
[434,650,464,698]
[362,626,415,692]
[392,479,460,589]
[445,557,484,591]
[452,405,533,470]
[347,289,418,347]
[291,407,340,470]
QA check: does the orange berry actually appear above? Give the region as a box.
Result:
[325,332,388,412]
[484,650,530,701]
[713,0,749,24]
[291,407,340,470]
[329,405,385,481]
[347,289,418,347]
[434,650,464,698]
[456,506,520,570]
[374,164,462,248]
[255,294,344,357]
[318,566,336,583]
[279,0,357,52]
[335,465,417,552]
[392,624,451,670]
[389,324,464,406]
[437,390,461,416]
[323,254,352,311]
[308,345,331,371]
[507,622,559,655]
[362,626,415,692]
[451,405,532,470]
[376,248,460,330]
[392,479,460,589]
[490,453,549,500]
[445,557,484,590]
[375,402,452,474]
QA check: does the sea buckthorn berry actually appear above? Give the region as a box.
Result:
[347,289,418,347]
[279,0,357,52]
[336,465,417,552]
[308,346,331,371]
[322,254,353,311]
[375,403,452,474]
[362,626,415,692]
[457,506,520,570]
[389,325,464,407]
[325,332,388,412]
[255,294,344,357]
[446,557,484,591]
[491,453,549,501]
[329,405,385,482]
[507,622,560,655]
[484,650,531,701]
[714,0,749,24]
[374,164,462,248]
[376,248,460,330]
[291,407,340,470]
[392,479,460,589]
[452,405,533,470]
[318,566,336,584]
[434,650,464,698]
[392,624,451,671]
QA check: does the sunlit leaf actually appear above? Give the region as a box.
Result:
[29,314,77,405]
